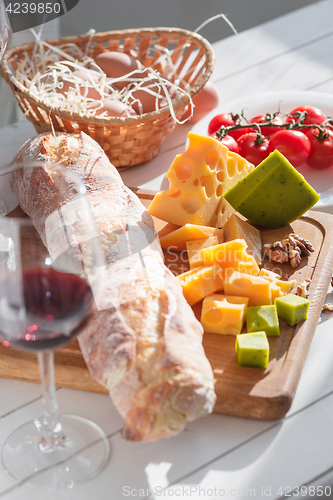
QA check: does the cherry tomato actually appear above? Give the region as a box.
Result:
[249,113,283,137]
[208,112,252,140]
[237,133,269,166]
[268,130,311,168]
[285,105,326,133]
[228,126,253,141]
[305,127,333,170]
[208,113,239,135]
[210,133,239,153]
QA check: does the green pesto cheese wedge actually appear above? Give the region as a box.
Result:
[275,293,310,326]
[235,331,269,368]
[223,150,320,228]
[246,305,280,337]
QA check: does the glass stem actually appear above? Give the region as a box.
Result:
[37,349,67,452]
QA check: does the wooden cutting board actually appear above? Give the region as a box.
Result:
[1,188,333,420]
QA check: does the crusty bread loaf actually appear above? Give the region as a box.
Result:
[10,131,216,441]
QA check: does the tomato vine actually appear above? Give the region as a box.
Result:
[215,110,332,142]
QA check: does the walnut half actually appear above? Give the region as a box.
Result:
[263,233,314,269]
[296,279,311,298]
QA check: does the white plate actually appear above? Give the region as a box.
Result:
[190,90,333,211]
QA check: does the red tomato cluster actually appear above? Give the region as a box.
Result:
[208,105,333,169]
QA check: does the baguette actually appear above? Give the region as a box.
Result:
[10,131,216,441]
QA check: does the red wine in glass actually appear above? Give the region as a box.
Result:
[0,267,95,351]
[0,162,109,489]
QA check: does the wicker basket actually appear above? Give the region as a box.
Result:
[0,27,214,169]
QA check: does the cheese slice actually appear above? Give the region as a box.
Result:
[159,224,224,252]
[200,239,259,276]
[223,213,262,265]
[186,236,219,268]
[148,133,254,228]
[223,150,320,228]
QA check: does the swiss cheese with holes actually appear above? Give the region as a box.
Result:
[148,133,254,228]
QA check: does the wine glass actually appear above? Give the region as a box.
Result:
[0,0,9,64]
[0,161,110,489]
[0,0,9,214]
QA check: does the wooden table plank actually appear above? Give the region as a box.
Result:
[0,379,41,418]
[0,388,124,497]
[3,387,333,500]
[165,392,333,498]
[308,79,333,93]
[212,34,333,105]
[211,0,333,82]
[0,394,275,498]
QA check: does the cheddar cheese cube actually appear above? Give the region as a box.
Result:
[148,133,254,228]
[235,332,270,368]
[159,224,224,252]
[223,213,262,265]
[259,269,296,301]
[258,270,284,302]
[259,269,281,280]
[200,239,259,276]
[186,236,219,269]
[176,265,224,306]
[223,261,260,280]
[246,305,280,337]
[201,294,248,335]
[224,270,271,306]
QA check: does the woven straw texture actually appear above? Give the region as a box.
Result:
[0,28,214,169]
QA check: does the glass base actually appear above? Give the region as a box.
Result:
[2,414,110,489]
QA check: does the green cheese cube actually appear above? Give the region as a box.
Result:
[223,150,320,228]
[235,332,269,368]
[274,293,310,326]
[246,305,280,337]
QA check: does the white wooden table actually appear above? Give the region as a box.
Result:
[1,1,333,498]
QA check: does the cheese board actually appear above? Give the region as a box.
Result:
[1,188,333,420]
